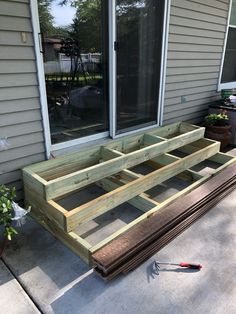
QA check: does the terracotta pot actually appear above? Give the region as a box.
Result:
[204,125,232,150]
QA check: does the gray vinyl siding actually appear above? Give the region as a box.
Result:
[163,0,230,125]
[0,0,45,201]
[0,0,232,201]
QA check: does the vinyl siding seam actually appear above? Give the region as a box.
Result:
[170,18,225,31]
[171,4,227,21]
[165,85,218,99]
[189,0,228,11]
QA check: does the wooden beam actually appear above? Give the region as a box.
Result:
[146,122,181,138]
[89,156,236,255]
[97,177,159,212]
[89,174,213,254]
[23,169,48,199]
[25,190,92,264]
[144,136,214,181]
[45,127,205,200]
[179,122,202,133]
[24,188,67,229]
[148,153,203,181]
[103,146,203,182]
[24,146,101,178]
[65,141,219,231]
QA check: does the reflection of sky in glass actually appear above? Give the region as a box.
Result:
[51,0,76,26]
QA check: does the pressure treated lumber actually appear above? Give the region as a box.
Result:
[22,123,204,201]
[110,178,236,276]
[44,126,205,200]
[25,190,91,264]
[92,162,236,279]
[23,122,236,269]
[97,177,159,212]
[65,141,219,231]
[89,154,236,255]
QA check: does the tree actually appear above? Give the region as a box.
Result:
[38,0,55,36]
[38,0,71,38]
[70,0,102,53]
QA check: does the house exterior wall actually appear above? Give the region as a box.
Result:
[0,0,231,200]
[163,0,230,125]
[0,0,45,200]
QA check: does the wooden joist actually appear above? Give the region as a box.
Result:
[92,161,236,280]
[65,141,219,231]
[22,122,236,269]
[23,123,205,201]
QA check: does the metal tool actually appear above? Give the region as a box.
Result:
[153,260,202,275]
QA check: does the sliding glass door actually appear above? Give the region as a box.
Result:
[39,0,109,144]
[37,0,166,146]
[115,0,165,133]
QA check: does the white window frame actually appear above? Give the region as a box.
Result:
[218,0,236,91]
[31,0,170,154]
[110,0,171,138]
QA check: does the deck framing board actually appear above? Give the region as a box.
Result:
[22,123,236,264]
[45,126,205,200]
[65,141,219,231]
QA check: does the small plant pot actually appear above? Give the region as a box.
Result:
[205,125,232,150]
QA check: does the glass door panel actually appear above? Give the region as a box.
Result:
[39,0,109,144]
[116,0,165,133]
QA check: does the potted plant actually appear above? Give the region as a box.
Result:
[204,109,232,150]
[0,185,30,257]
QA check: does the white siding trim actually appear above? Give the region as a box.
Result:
[109,0,116,138]
[159,0,171,126]
[30,0,51,159]
[218,0,234,91]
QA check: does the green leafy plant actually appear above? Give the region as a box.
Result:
[205,109,229,127]
[0,185,18,240]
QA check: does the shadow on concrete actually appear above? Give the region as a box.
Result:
[2,189,236,314]
[3,218,90,288]
[51,273,125,314]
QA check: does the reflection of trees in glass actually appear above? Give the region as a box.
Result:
[70,0,101,53]
[38,0,70,38]
[38,0,102,52]
[38,0,54,36]
[38,0,150,47]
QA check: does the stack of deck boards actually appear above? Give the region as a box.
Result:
[22,122,236,279]
[92,162,236,280]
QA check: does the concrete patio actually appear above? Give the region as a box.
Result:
[1,180,236,314]
[1,147,236,314]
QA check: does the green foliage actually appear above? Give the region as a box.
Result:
[38,0,71,38]
[70,0,101,53]
[205,110,229,127]
[0,185,17,240]
[38,0,55,36]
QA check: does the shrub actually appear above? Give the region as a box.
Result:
[205,109,229,126]
[0,185,18,240]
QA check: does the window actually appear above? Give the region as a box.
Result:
[34,0,169,150]
[38,0,109,145]
[220,0,236,88]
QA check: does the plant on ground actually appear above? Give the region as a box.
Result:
[0,185,18,240]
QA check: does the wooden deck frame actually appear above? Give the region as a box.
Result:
[23,123,236,265]
[23,122,204,201]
